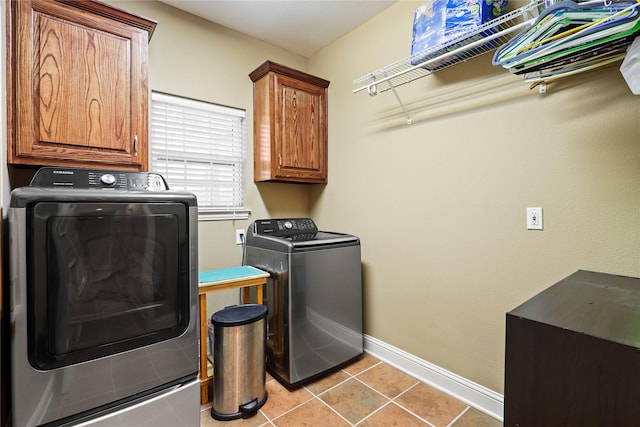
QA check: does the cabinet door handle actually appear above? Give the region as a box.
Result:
[134,135,139,156]
[278,153,282,167]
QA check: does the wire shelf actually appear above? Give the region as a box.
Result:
[353,0,545,96]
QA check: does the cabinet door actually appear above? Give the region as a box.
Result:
[8,0,151,170]
[273,74,327,183]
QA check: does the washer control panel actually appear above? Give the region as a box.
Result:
[254,218,318,236]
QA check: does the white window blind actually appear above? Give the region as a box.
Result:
[150,92,248,220]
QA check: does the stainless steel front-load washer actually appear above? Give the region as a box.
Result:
[244,218,363,389]
[8,167,200,427]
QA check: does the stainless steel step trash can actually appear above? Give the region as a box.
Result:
[210,304,268,421]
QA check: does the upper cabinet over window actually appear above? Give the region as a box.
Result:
[250,61,329,184]
[7,0,157,171]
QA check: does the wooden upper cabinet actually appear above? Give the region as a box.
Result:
[7,0,156,170]
[250,61,329,184]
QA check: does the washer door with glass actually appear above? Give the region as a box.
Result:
[9,199,198,427]
[29,202,191,369]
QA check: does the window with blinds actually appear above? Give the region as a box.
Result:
[150,92,249,220]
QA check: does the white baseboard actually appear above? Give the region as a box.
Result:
[363,334,504,421]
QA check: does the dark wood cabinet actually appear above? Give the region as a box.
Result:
[249,61,329,184]
[7,0,156,170]
[505,270,640,426]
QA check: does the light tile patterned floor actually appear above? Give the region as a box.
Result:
[200,353,502,426]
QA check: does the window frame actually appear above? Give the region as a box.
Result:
[149,91,250,221]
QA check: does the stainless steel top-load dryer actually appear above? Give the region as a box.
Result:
[244,218,363,389]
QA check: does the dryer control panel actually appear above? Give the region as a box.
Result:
[29,167,169,191]
[254,218,318,237]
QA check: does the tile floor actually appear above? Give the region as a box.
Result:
[200,353,502,427]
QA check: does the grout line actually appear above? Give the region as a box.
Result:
[390,400,437,427]
[312,376,353,397]
[348,359,383,377]
[392,381,420,400]
[307,361,388,426]
[258,407,275,426]
[302,359,383,399]
[308,366,381,426]
[351,375,394,402]
[258,419,275,427]
[387,382,437,427]
[353,400,394,426]
[266,392,318,424]
[315,395,357,427]
[263,366,366,425]
[319,360,433,426]
[348,366,431,426]
[446,405,471,427]
[341,377,392,426]
[258,378,278,425]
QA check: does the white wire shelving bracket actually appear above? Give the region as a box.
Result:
[353,0,545,124]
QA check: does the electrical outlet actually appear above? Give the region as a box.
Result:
[527,207,543,230]
[235,229,245,245]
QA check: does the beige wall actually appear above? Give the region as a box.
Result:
[110,1,312,273]
[100,1,313,311]
[308,2,640,393]
[26,0,639,395]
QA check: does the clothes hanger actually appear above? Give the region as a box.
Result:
[498,1,638,65]
[494,0,640,70]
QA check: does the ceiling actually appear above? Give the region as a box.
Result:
[158,0,397,57]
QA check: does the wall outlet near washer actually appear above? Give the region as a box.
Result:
[235,229,246,244]
[526,207,543,230]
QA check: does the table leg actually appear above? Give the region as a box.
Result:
[199,293,210,404]
[257,284,264,304]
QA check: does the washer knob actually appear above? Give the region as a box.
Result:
[100,174,116,186]
[284,221,293,229]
